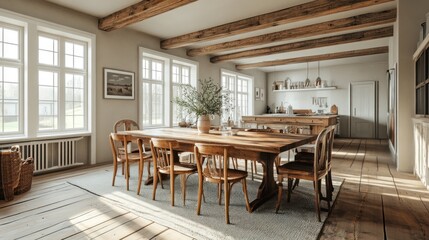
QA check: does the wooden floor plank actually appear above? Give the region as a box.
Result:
[122,222,168,240]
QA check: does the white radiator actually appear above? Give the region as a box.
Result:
[0,137,84,173]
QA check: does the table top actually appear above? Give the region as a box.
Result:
[124,128,317,154]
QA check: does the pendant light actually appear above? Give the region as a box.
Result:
[315,61,322,87]
[305,62,310,88]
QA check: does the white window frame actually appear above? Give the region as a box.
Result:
[0,22,23,136]
[220,69,254,123]
[139,47,198,128]
[0,9,96,164]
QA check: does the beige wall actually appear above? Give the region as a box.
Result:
[268,61,389,138]
[0,0,267,164]
[396,1,429,172]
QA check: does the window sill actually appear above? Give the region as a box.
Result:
[0,131,92,144]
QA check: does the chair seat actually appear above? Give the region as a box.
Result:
[158,163,197,174]
[295,151,314,161]
[203,168,248,182]
[117,152,141,162]
[277,161,314,176]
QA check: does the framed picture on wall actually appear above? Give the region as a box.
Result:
[260,88,265,101]
[104,68,135,100]
[255,87,260,100]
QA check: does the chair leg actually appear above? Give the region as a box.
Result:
[112,160,118,186]
[218,183,223,205]
[197,174,204,215]
[170,173,175,206]
[181,174,186,206]
[122,162,125,175]
[152,169,158,200]
[137,159,144,195]
[325,175,331,211]
[147,161,151,177]
[292,178,300,190]
[314,179,321,222]
[241,179,251,212]
[251,160,255,181]
[287,178,293,202]
[275,176,284,213]
[125,160,130,191]
[225,182,231,224]
[159,172,164,189]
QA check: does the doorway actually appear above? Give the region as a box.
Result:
[349,81,377,138]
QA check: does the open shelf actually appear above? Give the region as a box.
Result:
[273,86,337,92]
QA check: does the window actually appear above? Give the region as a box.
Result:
[0,24,22,134]
[38,34,88,132]
[141,57,164,126]
[221,70,253,123]
[0,10,95,141]
[139,47,197,128]
[172,63,190,125]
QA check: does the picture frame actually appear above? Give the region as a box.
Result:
[255,87,260,100]
[104,68,135,100]
[260,88,265,101]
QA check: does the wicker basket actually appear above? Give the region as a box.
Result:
[0,146,22,201]
[14,157,34,195]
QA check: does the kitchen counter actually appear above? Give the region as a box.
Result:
[242,114,338,134]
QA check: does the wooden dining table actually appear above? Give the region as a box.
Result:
[123,127,317,212]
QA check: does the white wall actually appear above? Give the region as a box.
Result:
[268,61,388,138]
[395,0,429,172]
[0,0,267,164]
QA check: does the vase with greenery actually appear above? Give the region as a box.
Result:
[173,78,228,133]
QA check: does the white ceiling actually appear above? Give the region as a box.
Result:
[45,0,396,72]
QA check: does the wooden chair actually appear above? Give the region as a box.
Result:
[109,133,152,194]
[194,143,251,224]
[275,127,330,221]
[293,125,336,199]
[113,119,152,183]
[151,138,197,206]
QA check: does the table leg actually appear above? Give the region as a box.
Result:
[248,152,278,212]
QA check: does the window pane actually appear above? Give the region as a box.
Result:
[152,84,163,125]
[4,43,18,59]
[38,70,58,130]
[74,44,84,57]
[65,42,73,55]
[4,67,18,82]
[74,116,84,128]
[142,82,150,125]
[4,116,18,132]
[74,56,84,69]
[4,28,18,44]
[65,116,73,129]
[3,83,19,100]
[65,55,73,68]
[38,36,58,65]
[65,88,74,101]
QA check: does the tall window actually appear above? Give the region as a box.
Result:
[221,70,253,123]
[142,57,164,126]
[38,34,87,132]
[0,10,94,141]
[172,63,190,125]
[139,47,197,128]
[0,24,21,134]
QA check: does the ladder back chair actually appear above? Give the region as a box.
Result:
[113,119,152,182]
[109,133,152,194]
[194,143,251,224]
[275,127,330,221]
[150,138,197,206]
[293,125,336,199]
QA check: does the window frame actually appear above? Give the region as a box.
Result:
[139,47,198,129]
[0,8,96,148]
[220,69,254,124]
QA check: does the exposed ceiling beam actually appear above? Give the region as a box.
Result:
[235,46,388,70]
[211,26,393,63]
[188,9,396,57]
[99,0,197,31]
[161,0,394,49]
